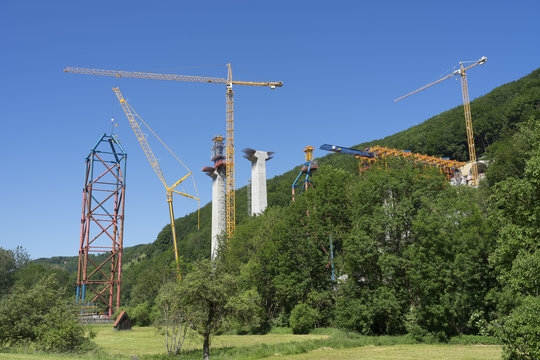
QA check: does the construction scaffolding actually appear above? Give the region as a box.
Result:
[320,144,466,179]
[292,146,318,201]
[368,146,466,179]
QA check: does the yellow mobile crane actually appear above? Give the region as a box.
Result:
[113,87,199,279]
[66,65,282,244]
[394,56,487,185]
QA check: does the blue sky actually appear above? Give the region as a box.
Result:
[1,1,539,258]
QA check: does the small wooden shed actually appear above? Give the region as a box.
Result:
[113,310,132,331]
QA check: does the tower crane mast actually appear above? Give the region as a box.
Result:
[394,56,487,185]
[66,65,282,243]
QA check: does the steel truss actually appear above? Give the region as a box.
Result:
[76,134,127,317]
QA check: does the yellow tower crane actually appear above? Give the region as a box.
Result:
[66,65,282,242]
[394,56,487,186]
[112,87,199,279]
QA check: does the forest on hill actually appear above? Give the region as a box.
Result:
[4,67,540,358]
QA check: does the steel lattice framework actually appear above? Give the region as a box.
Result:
[76,134,127,317]
[65,65,282,241]
[292,146,318,201]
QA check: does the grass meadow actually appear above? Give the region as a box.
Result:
[0,325,502,359]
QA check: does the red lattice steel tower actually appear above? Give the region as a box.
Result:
[76,133,127,317]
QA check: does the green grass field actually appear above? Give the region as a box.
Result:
[90,325,329,356]
[262,344,501,360]
[0,325,502,360]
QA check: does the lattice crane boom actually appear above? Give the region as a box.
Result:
[113,87,198,279]
[112,87,167,188]
[65,67,283,88]
[67,64,282,242]
[394,56,486,185]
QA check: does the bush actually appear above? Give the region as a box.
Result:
[334,297,373,334]
[498,296,540,360]
[404,305,427,342]
[36,305,95,352]
[0,274,95,352]
[131,302,152,326]
[448,335,500,345]
[289,303,318,334]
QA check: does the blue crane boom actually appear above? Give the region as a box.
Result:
[319,144,373,158]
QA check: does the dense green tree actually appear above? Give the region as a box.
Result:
[407,186,495,339]
[13,263,70,291]
[289,303,318,334]
[337,160,447,335]
[0,247,16,296]
[225,169,345,329]
[155,281,188,355]
[489,118,540,308]
[486,117,540,186]
[176,259,239,360]
[0,246,30,296]
[498,296,540,360]
[0,273,95,352]
[122,250,177,307]
[486,117,540,357]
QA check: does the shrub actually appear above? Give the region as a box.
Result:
[498,296,540,360]
[404,305,427,342]
[0,274,95,352]
[36,305,96,352]
[334,297,373,334]
[131,302,152,326]
[289,303,318,334]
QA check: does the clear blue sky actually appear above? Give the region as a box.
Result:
[1,1,539,259]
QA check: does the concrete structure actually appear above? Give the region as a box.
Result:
[202,136,227,260]
[243,149,274,216]
[451,160,487,186]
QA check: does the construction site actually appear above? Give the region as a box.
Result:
[5,2,540,358]
[67,56,488,318]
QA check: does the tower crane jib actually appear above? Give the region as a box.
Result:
[66,65,282,243]
[394,56,487,186]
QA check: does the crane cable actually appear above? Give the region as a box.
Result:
[125,101,201,229]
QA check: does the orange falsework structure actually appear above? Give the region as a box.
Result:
[320,144,465,178]
[76,133,127,317]
[367,146,466,178]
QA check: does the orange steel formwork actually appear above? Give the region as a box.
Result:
[368,146,466,179]
[76,133,127,317]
